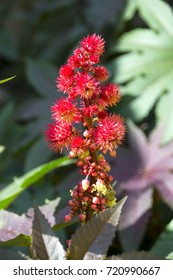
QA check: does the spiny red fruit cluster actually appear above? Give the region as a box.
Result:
[45,34,125,223]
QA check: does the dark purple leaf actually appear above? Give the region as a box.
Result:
[118,188,152,251]
[108,148,141,184]
[118,188,152,230]
[127,120,148,167]
[110,121,173,250]
[147,142,173,170]
[154,173,173,209]
[0,198,61,247]
[68,198,126,260]
[0,210,31,242]
[26,197,60,227]
[86,197,127,257]
[148,122,166,146]
[118,210,151,251]
[32,205,65,260]
[118,174,151,192]
[86,222,116,257]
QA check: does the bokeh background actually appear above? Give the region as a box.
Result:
[1,0,173,257]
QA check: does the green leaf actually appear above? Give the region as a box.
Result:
[0,146,5,154]
[0,102,25,152]
[136,0,173,37]
[25,58,58,97]
[127,65,173,121]
[0,75,16,84]
[21,59,61,148]
[112,0,173,141]
[151,219,173,258]
[114,0,138,33]
[0,234,31,247]
[156,91,173,144]
[114,49,173,84]
[67,197,127,260]
[116,29,173,53]
[24,136,52,172]
[121,0,137,22]
[0,157,75,209]
[31,205,65,260]
[0,31,19,61]
[52,220,78,231]
[167,252,173,260]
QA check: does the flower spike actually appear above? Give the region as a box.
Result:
[45,34,125,222]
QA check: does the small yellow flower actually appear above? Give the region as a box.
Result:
[91,179,107,195]
[105,189,116,207]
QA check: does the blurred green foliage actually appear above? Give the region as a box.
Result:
[1,0,173,258]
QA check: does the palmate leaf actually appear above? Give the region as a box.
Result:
[119,0,138,23]
[113,0,173,143]
[156,91,173,144]
[67,197,127,260]
[0,198,61,247]
[84,222,117,259]
[151,219,173,258]
[136,0,173,36]
[117,189,152,252]
[109,121,173,251]
[31,205,65,260]
[0,210,31,246]
[26,197,61,228]
[0,156,75,209]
